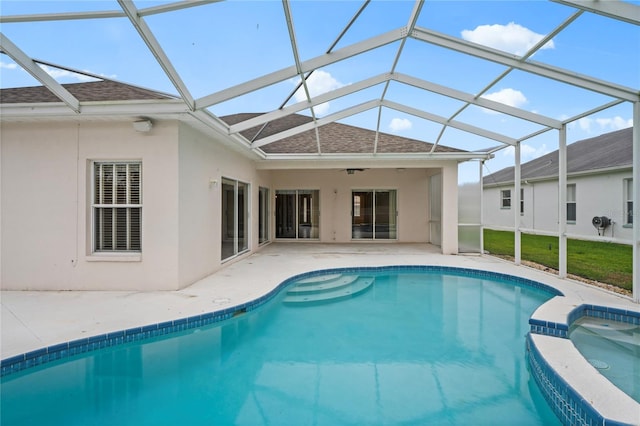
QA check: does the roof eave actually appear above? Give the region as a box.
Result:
[256,152,491,170]
[0,99,190,119]
[482,164,633,187]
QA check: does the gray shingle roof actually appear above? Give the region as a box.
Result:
[1,81,465,155]
[483,127,633,185]
[220,113,464,154]
[0,80,173,103]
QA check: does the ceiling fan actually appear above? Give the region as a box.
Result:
[342,168,367,175]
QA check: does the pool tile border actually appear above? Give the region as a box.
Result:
[527,305,640,426]
[1,265,562,377]
[529,304,640,339]
[527,334,607,426]
[527,333,638,426]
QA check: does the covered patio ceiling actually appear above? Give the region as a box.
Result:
[0,0,638,167]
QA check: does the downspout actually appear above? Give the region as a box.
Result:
[558,126,568,278]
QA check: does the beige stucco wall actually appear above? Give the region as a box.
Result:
[176,123,271,288]
[270,168,434,243]
[1,120,181,291]
[1,118,462,291]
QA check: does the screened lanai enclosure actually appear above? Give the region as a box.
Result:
[0,1,638,299]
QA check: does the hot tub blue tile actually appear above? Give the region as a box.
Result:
[529,318,547,327]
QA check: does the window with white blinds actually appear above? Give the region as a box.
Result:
[93,162,142,252]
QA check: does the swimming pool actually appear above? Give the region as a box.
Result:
[1,267,561,425]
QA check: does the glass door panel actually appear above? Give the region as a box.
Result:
[238,181,248,252]
[221,178,249,261]
[352,191,373,239]
[258,187,269,244]
[276,190,319,239]
[298,192,312,239]
[276,190,296,238]
[352,190,396,240]
[309,190,320,239]
[375,190,397,239]
[297,190,319,239]
[221,178,236,260]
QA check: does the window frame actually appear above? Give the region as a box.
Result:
[566,183,576,223]
[91,161,142,256]
[221,177,250,262]
[624,178,633,226]
[351,189,398,240]
[500,189,511,209]
[274,189,320,239]
[258,186,270,244]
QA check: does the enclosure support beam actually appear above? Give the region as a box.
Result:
[441,163,459,255]
[480,160,485,255]
[514,142,521,265]
[558,126,568,278]
[633,102,639,303]
[551,0,640,26]
[118,0,195,111]
[0,33,80,112]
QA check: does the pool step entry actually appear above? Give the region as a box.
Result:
[579,321,640,351]
[287,274,359,294]
[283,275,375,305]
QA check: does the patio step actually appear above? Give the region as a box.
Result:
[283,276,375,305]
[286,274,359,294]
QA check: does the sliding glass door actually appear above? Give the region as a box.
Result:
[352,190,397,240]
[258,187,269,244]
[221,178,248,261]
[275,189,319,239]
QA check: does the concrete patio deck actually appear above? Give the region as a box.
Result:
[2,242,637,359]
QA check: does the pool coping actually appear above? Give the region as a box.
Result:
[2,263,639,425]
[528,300,640,426]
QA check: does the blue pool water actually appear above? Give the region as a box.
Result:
[569,317,640,403]
[1,269,560,425]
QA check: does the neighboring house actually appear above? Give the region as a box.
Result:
[0,80,483,291]
[483,127,634,243]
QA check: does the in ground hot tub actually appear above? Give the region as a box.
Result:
[569,316,640,403]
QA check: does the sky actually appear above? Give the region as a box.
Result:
[1,0,639,182]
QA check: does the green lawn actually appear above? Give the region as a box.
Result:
[483,229,633,291]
